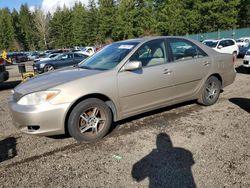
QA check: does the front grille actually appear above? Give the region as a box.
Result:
[13,92,23,102]
[243,60,249,65]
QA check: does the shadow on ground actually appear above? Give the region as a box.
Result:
[109,100,201,136]
[235,66,250,74]
[0,80,21,91]
[0,137,17,163]
[132,133,196,188]
[229,98,250,113]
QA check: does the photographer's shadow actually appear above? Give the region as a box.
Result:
[132,133,196,188]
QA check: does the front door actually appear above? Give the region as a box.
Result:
[118,39,176,117]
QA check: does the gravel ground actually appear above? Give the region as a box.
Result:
[0,60,249,187]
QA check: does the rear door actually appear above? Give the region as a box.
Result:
[59,53,74,67]
[74,53,87,64]
[118,39,176,117]
[167,38,211,99]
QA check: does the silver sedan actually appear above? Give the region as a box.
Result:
[9,37,236,142]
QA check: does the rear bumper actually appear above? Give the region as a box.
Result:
[8,100,71,136]
[243,60,250,68]
[222,69,236,88]
[0,71,9,82]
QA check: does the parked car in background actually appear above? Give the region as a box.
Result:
[73,47,96,56]
[34,53,61,63]
[243,49,250,72]
[236,37,250,48]
[33,52,88,73]
[0,64,9,83]
[203,39,239,57]
[27,51,40,61]
[7,52,28,63]
[238,43,250,58]
[9,37,236,142]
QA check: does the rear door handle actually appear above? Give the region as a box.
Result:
[163,69,173,74]
[203,61,211,66]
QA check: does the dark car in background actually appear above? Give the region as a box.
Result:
[7,52,28,63]
[0,64,9,83]
[33,52,88,73]
[238,43,250,58]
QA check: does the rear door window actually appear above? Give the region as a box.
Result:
[168,38,207,61]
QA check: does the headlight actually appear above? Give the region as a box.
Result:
[17,90,60,105]
[39,63,46,68]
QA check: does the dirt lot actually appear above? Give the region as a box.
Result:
[0,60,249,187]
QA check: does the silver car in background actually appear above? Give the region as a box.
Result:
[9,37,236,142]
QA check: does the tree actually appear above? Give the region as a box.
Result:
[19,4,37,50]
[71,3,88,46]
[97,0,117,43]
[86,0,99,45]
[112,0,136,40]
[0,8,15,50]
[238,0,250,27]
[33,8,50,49]
[200,0,240,32]
[50,6,73,48]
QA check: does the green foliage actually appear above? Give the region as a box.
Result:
[19,4,37,50]
[238,0,250,27]
[0,8,15,50]
[0,0,247,51]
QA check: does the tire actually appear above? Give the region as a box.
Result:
[68,98,112,142]
[198,76,222,106]
[43,64,54,72]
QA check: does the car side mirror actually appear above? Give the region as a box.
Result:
[122,61,142,71]
[217,45,223,49]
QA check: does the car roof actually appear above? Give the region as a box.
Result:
[116,36,205,44]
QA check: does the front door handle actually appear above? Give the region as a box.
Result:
[203,61,211,66]
[163,69,173,74]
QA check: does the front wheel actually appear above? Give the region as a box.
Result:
[198,76,222,106]
[68,98,112,142]
[43,64,54,72]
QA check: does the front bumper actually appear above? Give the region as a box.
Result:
[8,100,71,136]
[33,64,43,74]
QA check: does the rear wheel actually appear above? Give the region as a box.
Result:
[43,64,54,72]
[198,76,222,106]
[68,98,112,142]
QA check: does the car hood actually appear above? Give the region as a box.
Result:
[14,67,102,96]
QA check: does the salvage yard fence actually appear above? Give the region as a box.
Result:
[185,27,250,41]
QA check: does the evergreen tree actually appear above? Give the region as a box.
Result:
[19,4,37,50]
[112,0,136,40]
[97,0,116,43]
[50,6,73,48]
[238,0,250,27]
[72,3,88,46]
[200,0,240,32]
[0,8,15,50]
[86,0,99,45]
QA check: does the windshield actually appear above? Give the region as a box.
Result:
[236,39,244,42]
[79,42,139,70]
[203,41,218,48]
